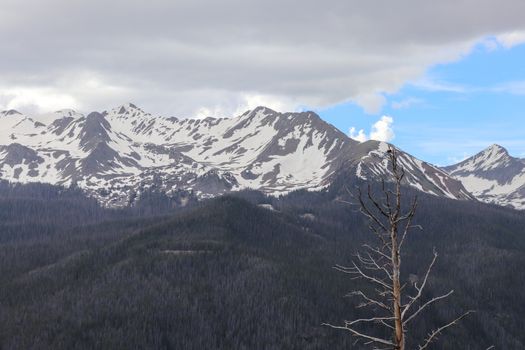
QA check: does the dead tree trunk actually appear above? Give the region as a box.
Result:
[390,148,404,350]
[391,229,404,350]
[323,146,472,349]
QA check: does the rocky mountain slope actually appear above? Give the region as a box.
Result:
[443,144,525,209]
[0,104,472,206]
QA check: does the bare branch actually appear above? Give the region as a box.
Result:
[358,188,389,234]
[403,290,454,324]
[379,320,395,330]
[348,290,392,312]
[363,244,391,261]
[345,316,396,326]
[366,225,391,248]
[418,311,474,350]
[334,263,393,291]
[335,198,358,206]
[397,197,418,251]
[322,323,395,347]
[367,183,390,218]
[401,250,438,320]
[364,251,393,281]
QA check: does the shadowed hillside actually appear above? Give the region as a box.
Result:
[0,181,524,349]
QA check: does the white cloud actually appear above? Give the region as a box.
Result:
[391,97,423,110]
[496,31,525,48]
[0,1,525,116]
[478,32,525,52]
[352,93,387,115]
[371,116,395,142]
[0,87,78,114]
[410,78,468,93]
[349,116,395,142]
[492,81,525,95]
[349,127,368,142]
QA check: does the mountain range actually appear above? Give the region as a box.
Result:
[0,104,523,209]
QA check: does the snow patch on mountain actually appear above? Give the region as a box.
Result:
[353,141,473,200]
[443,144,525,209]
[0,104,475,207]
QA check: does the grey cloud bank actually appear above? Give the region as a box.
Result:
[1,0,525,116]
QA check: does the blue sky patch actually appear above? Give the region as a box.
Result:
[316,40,525,165]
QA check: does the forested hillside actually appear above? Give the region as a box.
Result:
[0,180,524,349]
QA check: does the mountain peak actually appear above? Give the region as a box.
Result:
[253,106,275,113]
[53,109,78,116]
[484,144,508,155]
[468,144,506,162]
[443,144,511,172]
[245,106,277,117]
[1,109,23,117]
[474,144,511,166]
[112,102,144,116]
[443,144,525,209]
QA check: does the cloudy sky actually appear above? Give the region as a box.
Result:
[1,0,524,164]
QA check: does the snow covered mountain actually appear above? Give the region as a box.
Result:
[0,104,472,206]
[347,140,473,200]
[443,144,525,210]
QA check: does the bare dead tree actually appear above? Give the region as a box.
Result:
[323,146,472,350]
